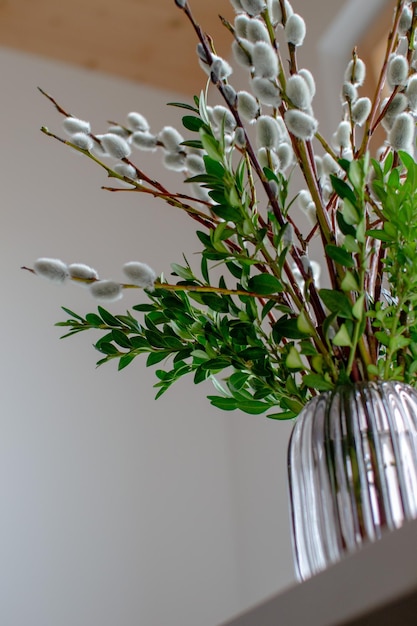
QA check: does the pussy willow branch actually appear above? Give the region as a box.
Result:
[38,88,171,196]
[183,3,332,342]
[358,0,406,156]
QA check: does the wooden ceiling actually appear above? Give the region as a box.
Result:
[0,0,234,95]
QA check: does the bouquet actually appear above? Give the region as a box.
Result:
[24,0,417,419]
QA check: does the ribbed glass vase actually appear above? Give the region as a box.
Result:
[288,380,417,581]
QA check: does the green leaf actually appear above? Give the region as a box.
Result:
[118,353,136,370]
[208,395,271,415]
[267,411,297,420]
[332,323,352,347]
[181,140,204,149]
[170,263,195,280]
[352,294,364,320]
[325,244,355,268]
[319,289,353,319]
[203,155,225,178]
[182,115,205,132]
[133,303,157,312]
[211,204,242,222]
[167,101,199,113]
[228,372,250,391]
[200,293,230,313]
[236,399,272,415]
[330,175,357,204]
[286,346,304,369]
[85,313,104,327]
[194,366,209,384]
[111,329,132,349]
[147,351,170,366]
[247,274,283,295]
[280,397,304,414]
[341,271,359,291]
[342,198,360,225]
[61,306,84,321]
[273,317,311,340]
[95,342,119,355]
[200,130,222,160]
[366,228,393,242]
[201,358,231,371]
[98,306,120,327]
[336,211,356,237]
[207,396,238,411]
[302,374,334,392]
[238,347,267,360]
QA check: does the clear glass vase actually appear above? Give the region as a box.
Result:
[288,380,417,581]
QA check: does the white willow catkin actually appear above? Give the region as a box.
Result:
[406,75,417,111]
[322,153,340,176]
[230,0,244,11]
[211,56,233,81]
[34,258,69,283]
[234,14,250,38]
[123,262,156,289]
[297,189,312,211]
[257,147,280,171]
[381,93,408,129]
[284,14,306,46]
[256,115,280,149]
[388,112,415,151]
[399,6,413,35]
[113,163,138,179]
[107,125,130,139]
[186,154,205,174]
[246,19,270,43]
[163,152,187,172]
[101,134,131,159]
[251,77,281,106]
[131,131,158,151]
[298,69,316,97]
[285,109,318,140]
[286,74,312,110]
[237,91,259,122]
[63,117,91,135]
[68,263,98,282]
[341,82,358,103]
[335,121,351,150]
[344,58,366,86]
[269,0,293,25]
[240,0,266,17]
[387,54,409,87]
[234,127,246,148]
[232,40,253,68]
[89,280,123,302]
[252,41,278,78]
[71,133,94,151]
[126,112,150,132]
[158,126,184,152]
[351,97,371,126]
[222,85,237,107]
[213,106,236,132]
[277,143,293,170]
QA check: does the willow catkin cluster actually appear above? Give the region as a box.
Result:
[32,258,157,302]
[48,0,417,285]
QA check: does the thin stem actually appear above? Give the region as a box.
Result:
[358,0,406,156]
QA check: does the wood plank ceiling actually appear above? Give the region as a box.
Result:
[0,0,234,95]
[0,1,393,98]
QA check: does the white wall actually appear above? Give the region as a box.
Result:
[0,1,381,624]
[1,49,244,626]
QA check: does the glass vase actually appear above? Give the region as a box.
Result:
[288,380,417,581]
